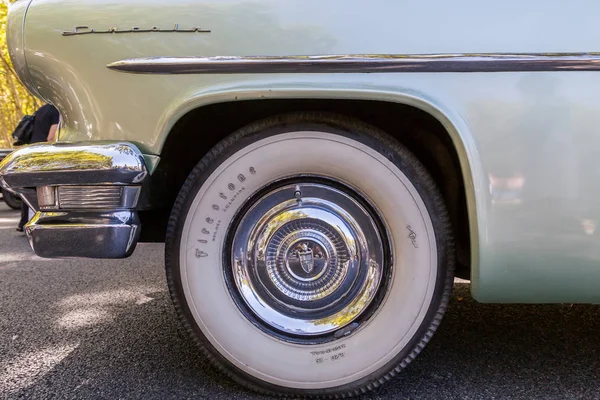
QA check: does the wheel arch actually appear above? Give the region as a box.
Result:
[142,89,482,281]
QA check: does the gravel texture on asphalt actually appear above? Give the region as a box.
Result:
[0,202,599,400]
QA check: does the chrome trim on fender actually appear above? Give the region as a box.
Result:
[107,53,600,74]
[25,210,140,258]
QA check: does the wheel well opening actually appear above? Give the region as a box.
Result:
[141,99,470,278]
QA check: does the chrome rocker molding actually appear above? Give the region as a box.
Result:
[0,142,149,259]
[107,53,600,74]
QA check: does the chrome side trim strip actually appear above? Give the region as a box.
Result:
[107,53,600,74]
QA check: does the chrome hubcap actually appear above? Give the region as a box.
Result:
[229,180,387,338]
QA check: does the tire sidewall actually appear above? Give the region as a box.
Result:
[166,116,453,396]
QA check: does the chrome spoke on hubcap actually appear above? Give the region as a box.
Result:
[230,181,386,337]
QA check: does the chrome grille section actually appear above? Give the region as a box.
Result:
[58,186,123,209]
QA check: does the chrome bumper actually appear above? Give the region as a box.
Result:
[0,142,150,258]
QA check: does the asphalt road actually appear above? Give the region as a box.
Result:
[1,202,599,400]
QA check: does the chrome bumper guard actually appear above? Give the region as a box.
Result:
[0,142,149,258]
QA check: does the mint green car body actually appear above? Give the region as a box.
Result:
[9,0,600,304]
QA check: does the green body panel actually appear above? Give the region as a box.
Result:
[10,0,600,303]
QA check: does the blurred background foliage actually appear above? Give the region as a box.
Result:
[0,0,43,149]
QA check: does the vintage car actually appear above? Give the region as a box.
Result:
[3,0,600,397]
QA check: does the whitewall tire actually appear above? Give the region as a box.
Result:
[165,113,454,398]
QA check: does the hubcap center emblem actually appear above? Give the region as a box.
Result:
[285,240,328,282]
[297,242,315,273]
